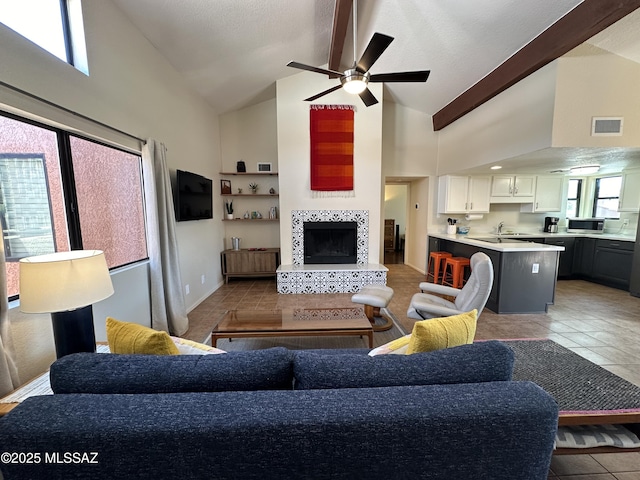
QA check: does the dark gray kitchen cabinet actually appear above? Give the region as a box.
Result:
[591,239,634,290]
[573,237,596,277]
[544,237,575,278]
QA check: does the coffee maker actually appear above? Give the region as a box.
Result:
[544,216,559,233]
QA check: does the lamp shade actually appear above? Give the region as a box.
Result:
[19,250,114,313]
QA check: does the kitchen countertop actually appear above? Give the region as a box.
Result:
[430,233,565,252]
[430,231,636,252]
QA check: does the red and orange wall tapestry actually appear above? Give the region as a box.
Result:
[309,105,355,197]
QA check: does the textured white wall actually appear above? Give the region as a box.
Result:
[0,0,221,382]
[437,63,558,175]
[219,99,281,250]
[276,71,384,265]
[553,44,640,148]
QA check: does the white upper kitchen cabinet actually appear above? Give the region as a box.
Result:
[619,169,640,212]
[521,176,564,213]
[437,175,491,214]
[490,175,535,202]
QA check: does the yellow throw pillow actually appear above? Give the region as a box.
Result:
[106,317,180,355]
[406,310,477,354]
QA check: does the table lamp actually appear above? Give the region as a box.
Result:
[19,250,114,358]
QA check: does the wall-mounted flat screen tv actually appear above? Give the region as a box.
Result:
[175,169,213,221]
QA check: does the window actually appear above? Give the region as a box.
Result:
[592,176,622,219]
[0,0,88,74]
[69,136,147,268]
[0,112,148,298]
[566,179,582,218]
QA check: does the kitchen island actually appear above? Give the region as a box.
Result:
[428,233,564,314]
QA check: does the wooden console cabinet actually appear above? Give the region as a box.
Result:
[221,248,280,283]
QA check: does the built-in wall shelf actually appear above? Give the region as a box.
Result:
[221,194,279,197]
[220,171,280,225]
[219,172,278,176]
[222,218,278,222]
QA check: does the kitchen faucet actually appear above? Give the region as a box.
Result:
[497,221,504,235]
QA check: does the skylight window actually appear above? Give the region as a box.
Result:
[0,0,88,74]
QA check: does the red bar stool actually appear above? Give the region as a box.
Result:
[426,251,453,283]
[442,257,471,288]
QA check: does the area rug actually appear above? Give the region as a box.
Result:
[214,308,407,352]
[504,339,640,415]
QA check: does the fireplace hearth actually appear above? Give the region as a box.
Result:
[277,210,387,294]
[304,221,357,264]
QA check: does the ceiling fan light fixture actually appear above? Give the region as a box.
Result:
[341,69,369,94]
[570,165,600,175]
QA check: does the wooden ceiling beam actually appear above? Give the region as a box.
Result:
[328,0,352,74]
[432,0,640,131]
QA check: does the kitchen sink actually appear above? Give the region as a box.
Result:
[474,237,528,244]
[501,233,533,236]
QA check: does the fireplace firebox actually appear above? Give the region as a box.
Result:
[303,221,357,264]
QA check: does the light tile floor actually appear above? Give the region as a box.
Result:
[186,262,640,479]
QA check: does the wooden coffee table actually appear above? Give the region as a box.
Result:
[211,308,374,348]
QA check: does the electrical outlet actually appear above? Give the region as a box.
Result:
[532,263,539,274]
[201,274,206,284]
[185,284,190,295]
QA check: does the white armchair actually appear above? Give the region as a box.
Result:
[407,252,494,320]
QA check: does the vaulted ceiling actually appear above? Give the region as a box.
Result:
[110,0,640,173]
[111,0,628,115]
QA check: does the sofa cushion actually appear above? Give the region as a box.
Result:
[106,317,179,355]
[0,382,558,480]
[407,309,477,354]
[293,340,514,390]
[50,347,293,394]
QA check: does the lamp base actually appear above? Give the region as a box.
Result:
[51,305,97,359]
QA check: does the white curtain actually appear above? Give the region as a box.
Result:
[0,239,19,396]
[142,139,189,336]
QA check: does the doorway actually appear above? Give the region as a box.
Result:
[384,184,408,264]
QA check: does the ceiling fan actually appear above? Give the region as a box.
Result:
[286,1,430,107]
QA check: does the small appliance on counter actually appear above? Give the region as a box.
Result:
[544,216,559,233]
[567,218,605,234]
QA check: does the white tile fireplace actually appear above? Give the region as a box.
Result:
[276,210,387,293]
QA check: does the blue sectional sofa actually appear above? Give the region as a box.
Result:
[0,341,558,480]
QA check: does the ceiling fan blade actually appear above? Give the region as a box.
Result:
[287,61,343,77]
[356,33,394,73]
[369,70,431,83]
[358,88,378,107]
[304,84,343,102]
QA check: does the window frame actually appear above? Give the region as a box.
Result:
[0,110,149,301]
[566,178,582,219]
[0,0,87,73]
[58,0,75,66]
[592,175,622,219]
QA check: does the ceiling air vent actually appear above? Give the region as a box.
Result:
[592,117,623,136]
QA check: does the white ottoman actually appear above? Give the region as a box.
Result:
[351,285,394,332]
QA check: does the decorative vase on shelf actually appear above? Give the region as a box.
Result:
[249,182,258,194]
[226,214,233,220]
